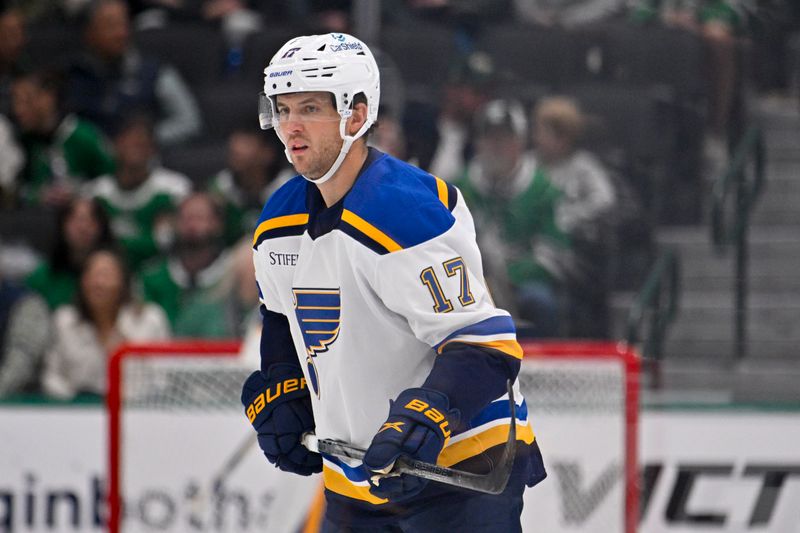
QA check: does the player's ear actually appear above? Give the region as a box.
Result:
[347,101,368,136]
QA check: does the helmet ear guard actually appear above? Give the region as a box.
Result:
[258,92,273,130]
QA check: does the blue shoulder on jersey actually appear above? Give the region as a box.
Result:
[252,176,308,248]
[340,153,458,255]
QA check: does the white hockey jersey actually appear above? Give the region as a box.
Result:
[252,151,535,505]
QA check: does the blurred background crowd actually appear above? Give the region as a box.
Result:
[0,0,798,401]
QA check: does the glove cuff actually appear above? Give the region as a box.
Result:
[265,363,305,380]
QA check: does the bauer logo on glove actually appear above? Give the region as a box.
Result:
[245,376,308,423]
[403,398,452,440]
[363,387,460,500]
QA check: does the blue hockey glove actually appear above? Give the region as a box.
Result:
[241,363,321,476]
[363,388,460,500]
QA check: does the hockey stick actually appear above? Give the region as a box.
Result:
[302,380,517,495]
[210,432,256,492]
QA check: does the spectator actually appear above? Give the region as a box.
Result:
[10,69,115,207]
[369,114,409,162]
[26,196,114,309]
[42,247,169,399]
[0,240,50,397]
[456,98,616,338]
[84,114,191,271]
[65,0,202,147]
[207,127,287,245]
[0,113,24,205]
[425,51,495,181]
[531,96,617,337]
[0,2,27,115]
[141,192,244,339]
[629,0,747,173]
[455,98,565,337]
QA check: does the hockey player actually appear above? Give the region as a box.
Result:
[241,33,546,531]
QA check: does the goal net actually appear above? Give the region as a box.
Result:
[106,341,321,533]
[107,340,639,533]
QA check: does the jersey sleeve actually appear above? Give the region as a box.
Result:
[259,305,301,372]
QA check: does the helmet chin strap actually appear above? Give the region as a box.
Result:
[284,116,371,186]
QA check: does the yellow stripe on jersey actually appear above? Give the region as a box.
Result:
[438,422,536,468]
[252,213,309,246]
[322,466,388,505]
[341,209,403,253]
[435,176,449,208]
[437,339,524,360]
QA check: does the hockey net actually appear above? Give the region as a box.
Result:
[107,340,639,533]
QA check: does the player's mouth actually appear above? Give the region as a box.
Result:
[290,142,309,155]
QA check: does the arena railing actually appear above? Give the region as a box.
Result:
[710,126,766,359]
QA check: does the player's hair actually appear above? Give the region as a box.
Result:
[328,92,377,139]
[533,96,585,143]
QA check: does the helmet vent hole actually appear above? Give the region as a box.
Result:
[317,45,326,52]
[287,82,292,87]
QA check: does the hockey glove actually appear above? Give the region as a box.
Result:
[241,363,321,476]
[363,388,460,500]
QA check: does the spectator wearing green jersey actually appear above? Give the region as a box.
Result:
[456,98,615,338]
[10,69,115,207]
[455,99,567,338]
[141,192,246,339]
[207,127,288,246]
[26,195,114,309]
[84,115,191,271]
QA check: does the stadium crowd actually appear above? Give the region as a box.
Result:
[0,0,798,400]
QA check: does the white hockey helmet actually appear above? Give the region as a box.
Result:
[258,33,380,183]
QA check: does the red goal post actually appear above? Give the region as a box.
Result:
[107,340,640,533]
[518,340,641,533]
[107,341,242,533]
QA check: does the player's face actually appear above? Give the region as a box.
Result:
[274,92,342,180]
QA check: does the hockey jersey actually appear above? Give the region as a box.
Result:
[252,150,536,505]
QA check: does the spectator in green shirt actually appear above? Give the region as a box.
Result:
[207,127,288,246]
[10,69,115,207]
[84,115,192,272]
[26,195,114,309]
[141,192,246,339]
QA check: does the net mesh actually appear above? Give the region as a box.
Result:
[517,358,625,412]
[123,357,250,409]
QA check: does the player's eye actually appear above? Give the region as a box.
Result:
[303,105,320,115]
[276,107,290,119]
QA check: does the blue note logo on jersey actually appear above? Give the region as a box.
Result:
[293,288,341,397]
